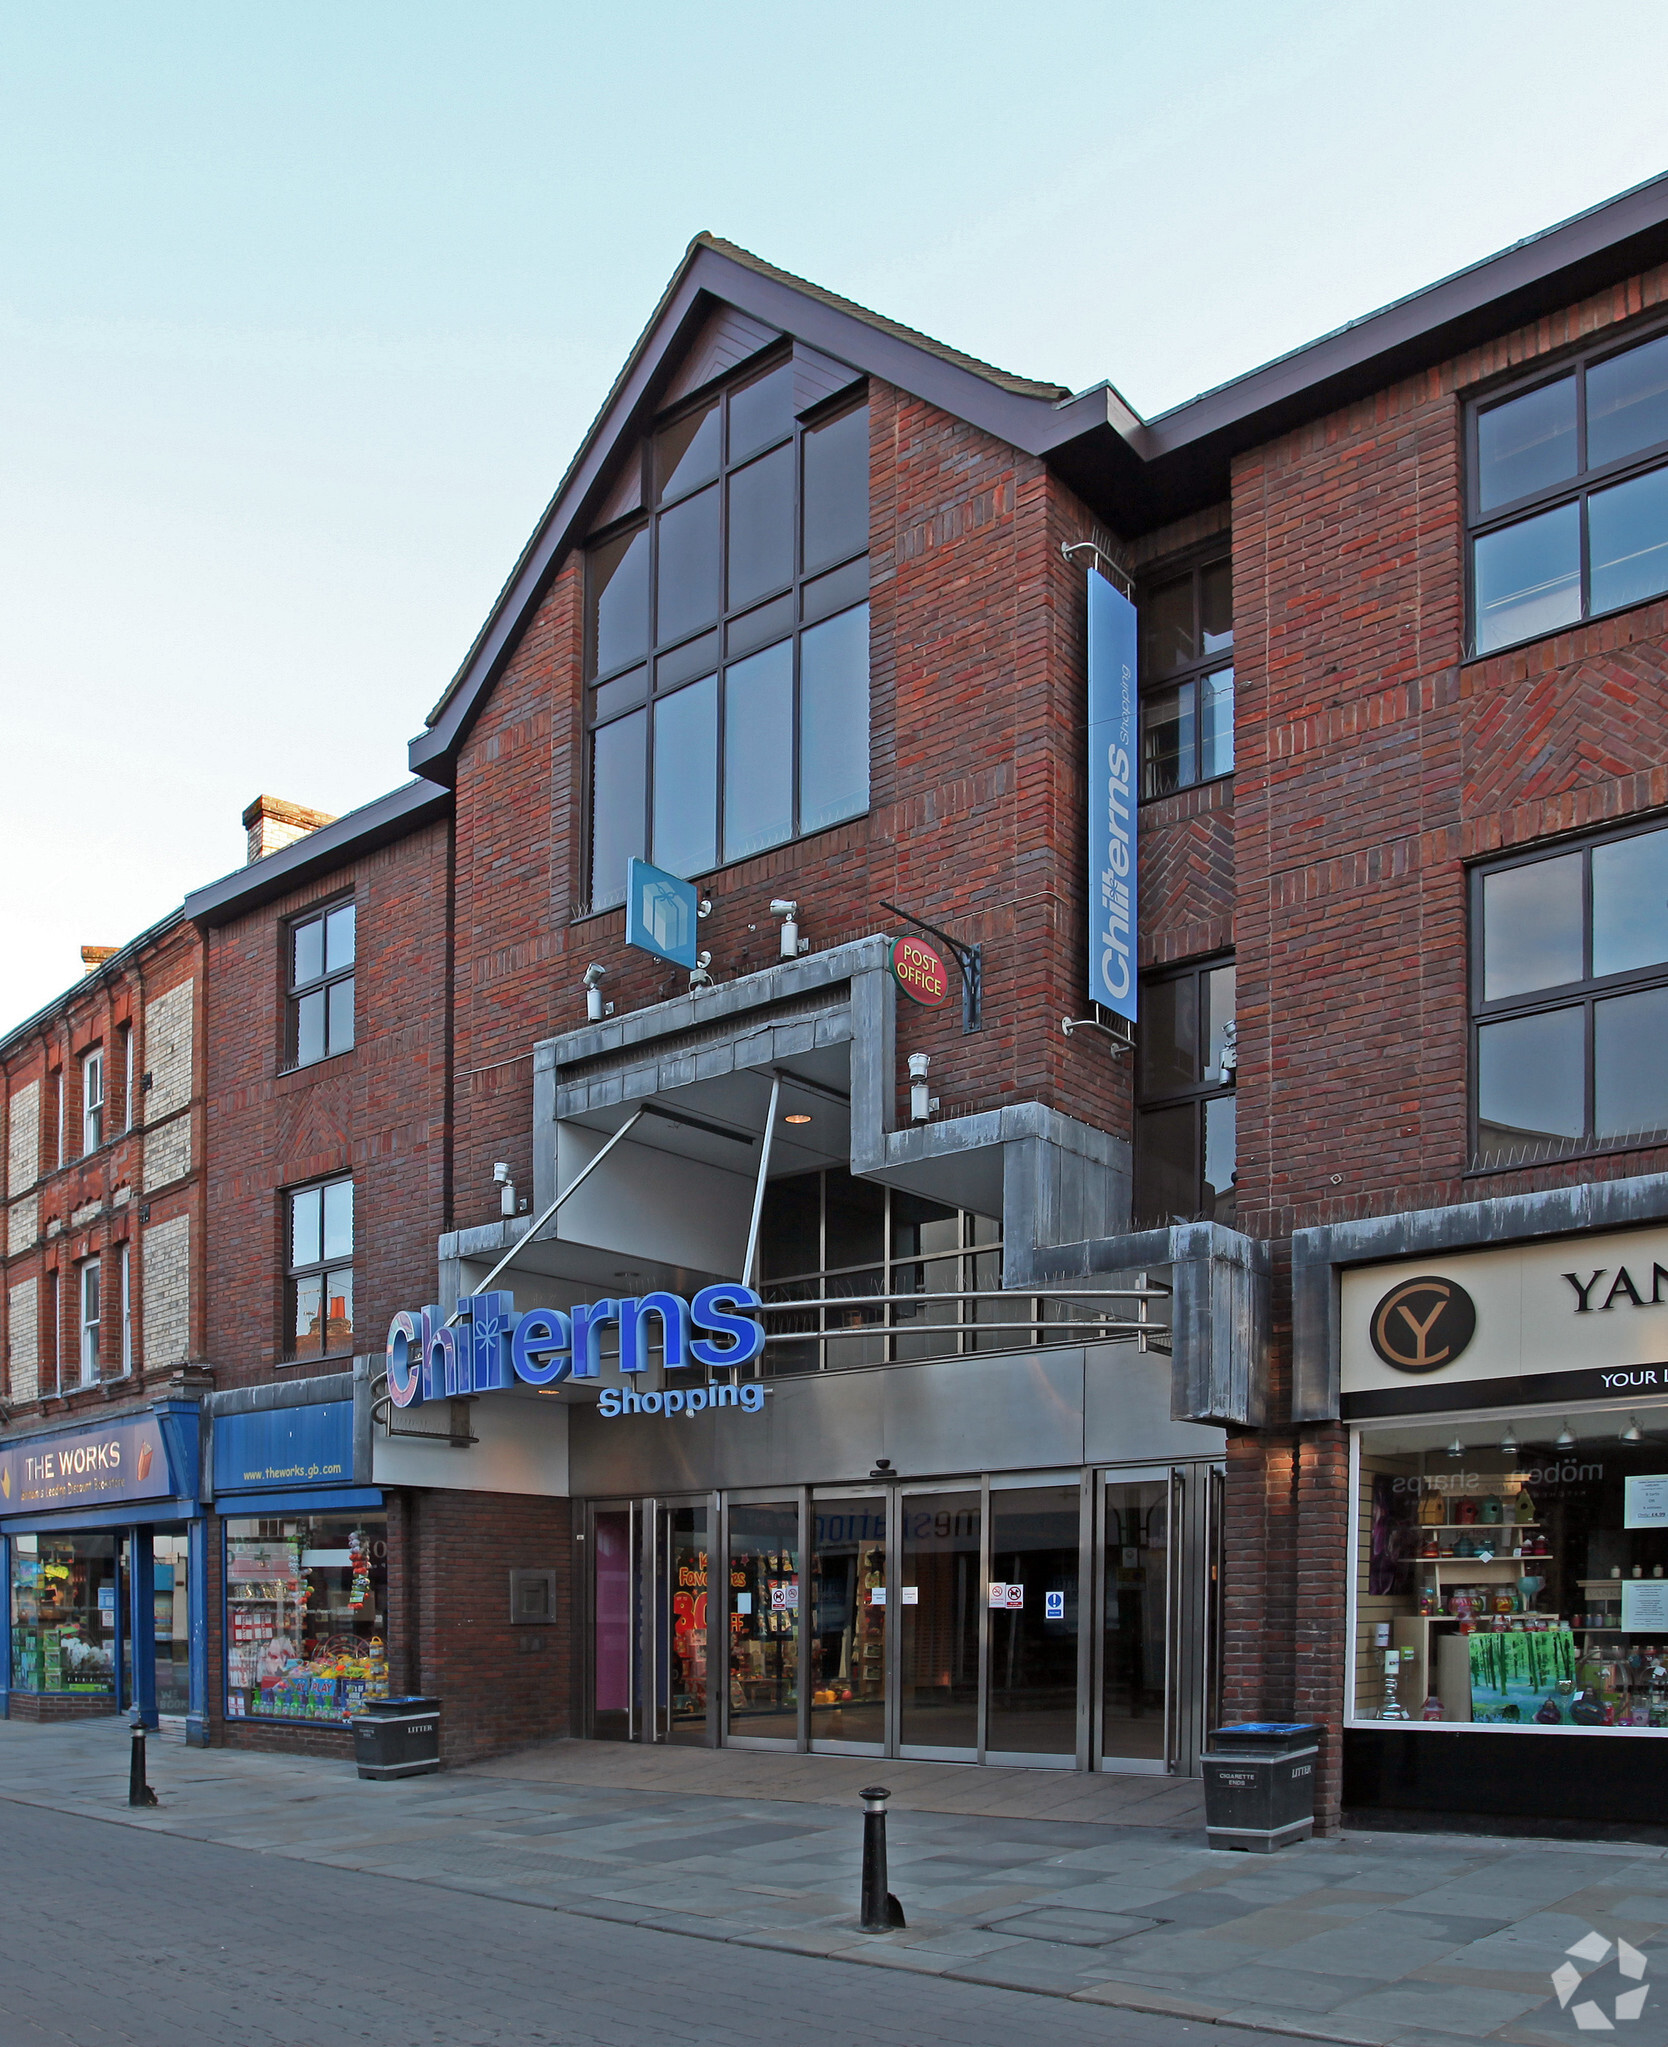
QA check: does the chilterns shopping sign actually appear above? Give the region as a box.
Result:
[1086,568,1138,1024]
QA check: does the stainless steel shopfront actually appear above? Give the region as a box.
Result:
[582,1460,1222,1775]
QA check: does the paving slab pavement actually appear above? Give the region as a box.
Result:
[2,1718,1667,2047]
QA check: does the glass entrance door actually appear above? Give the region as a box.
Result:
[665,1503,710,1745]
[809,1495,887,1751]
[987,1484,1083,1764]
[725,1500,800,1745]
[592,1506,635,1740]
[899,1489,981,1757]
[1102,1475,1171,1767]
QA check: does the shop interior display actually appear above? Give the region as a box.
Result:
[810,1529,886,1740]
[9,1534,117,1695]
[727,1507,800,1735]
[224,1515,388,1723]
[1356,1413,1668,1730]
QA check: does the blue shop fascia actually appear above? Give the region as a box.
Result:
[0,1365,382,1744]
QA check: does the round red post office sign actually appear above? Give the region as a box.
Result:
[890,934,952,1006]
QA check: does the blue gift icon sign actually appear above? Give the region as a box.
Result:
[626,857,699,968]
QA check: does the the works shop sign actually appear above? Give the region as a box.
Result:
[1341,1224,1668,1418]
[386,1284,768,1423]
[0,1414,173,1513]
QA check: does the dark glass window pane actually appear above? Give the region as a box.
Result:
[655,399,719,504]
[1205,965,1236,1081]
[652,676,718,877]
[726,1501,799,1737]
[1589,467,1668,616]
[1204,1094,1237,1225]
[759,1172,822,1279]
[801,555,868,625]
[1199,667,1234,779]
[325,1269,354,1353]
[1595,987,1668,1139]
[1592,826,1668,978]
[593,665,646,720]
[326,977,354,1055]
[1200,558,1233,654]
[290,1186,322,1269]
[723,640,794,861]
[1476,1007,1585,1161]
[728,363,793,462]
[590,525,650,676]
[891,1191,958,1261]
[802,404,869,572]
[292,918,323,989]
[589,707,646,909]
[1140,975,1197,1094]
[1587,334,1668,469]
[727,445,794,611]
[655,633,716,692]
[1141,680,1194,799]
[1134,1103,1197,1224]
[986,1485,1081,1757]
[322,1178,354,1261]
[899,1489,980,1750]
[324,904,355,972]
[1476,377,1577,511]
[295,988,325,1067]
[1472,503,1581,653]
[1140,574,1194,678]
[291,1274,323,1355]
[726,594,794,659]
[1481,854,1583,999]
[799,603,869,833]
[825,1172,884,1270]
[655,484,719,645]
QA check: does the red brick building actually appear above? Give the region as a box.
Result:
[10,180,1668,1826]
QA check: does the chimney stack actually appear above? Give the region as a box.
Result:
[242,795,337,865]
[80,946,119,976]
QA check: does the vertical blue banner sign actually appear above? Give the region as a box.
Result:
[1086,569,1138,1022]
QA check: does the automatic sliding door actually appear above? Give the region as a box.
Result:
[809,1496,886,1751]
[666,1503,710,1745]
[899,1490,980,1757]
[592,1507,634,1741]
[726,1501,800,1744]
[986,1484,1081,1762]
[1102,1475,1169,1767]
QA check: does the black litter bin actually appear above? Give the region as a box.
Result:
[352,1696,441,1780]
[1202,1722,1321,1852]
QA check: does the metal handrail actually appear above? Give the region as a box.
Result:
[755,1286,1168,1310]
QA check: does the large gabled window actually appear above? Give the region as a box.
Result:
[584,359,870,912]
[1469,324,1668,656]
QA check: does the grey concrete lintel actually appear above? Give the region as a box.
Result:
[1291,1169,1668,1422]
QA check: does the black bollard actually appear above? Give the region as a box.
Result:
[128,1725,158,1809]
[858,1785,905,1932]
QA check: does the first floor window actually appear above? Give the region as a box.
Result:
[78,1260,99,1383]
[1139,554,1233,800]
[1473,814,1668,1166]
[285,1177,353,1361]
[224,1514,388,1722]
[1133,957,1236,1228]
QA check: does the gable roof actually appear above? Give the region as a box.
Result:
[412,173,1668,783]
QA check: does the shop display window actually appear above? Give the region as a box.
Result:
[223,1513,388,1724]
[10,1533,118,1695]
[809,1497,887,1746]
[727,1501,799,1739]
[1353,1405,1668,1733]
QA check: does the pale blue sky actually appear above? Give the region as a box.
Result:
[4,1,1667,1019]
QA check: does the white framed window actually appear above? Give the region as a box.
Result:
[52,1270,63,1392]
[122,1023,135,1132]
[54,1069,65,1168]
[82,1047,104,1154]
[79,1260,100,1385]
[119,1243,132,1374]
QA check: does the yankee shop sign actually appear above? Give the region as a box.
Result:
[385,1285,768,1422]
